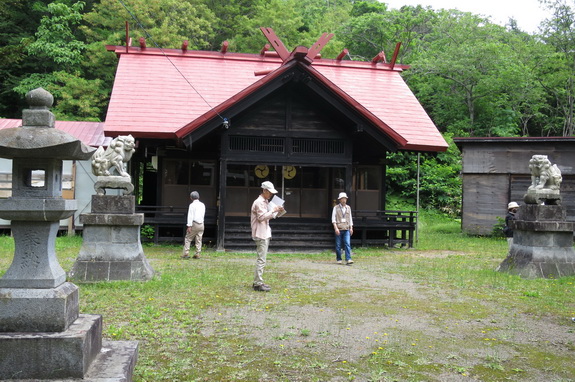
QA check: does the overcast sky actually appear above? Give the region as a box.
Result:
[382,0,553,33]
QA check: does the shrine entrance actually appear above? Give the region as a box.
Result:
[225,165,343,219]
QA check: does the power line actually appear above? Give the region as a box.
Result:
[116,0,226,122]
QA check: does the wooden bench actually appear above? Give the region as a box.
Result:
[353,210,417,248]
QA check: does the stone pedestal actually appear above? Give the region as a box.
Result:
[498,204,575,278]
[70,195,154,282]
[0,314,138,381]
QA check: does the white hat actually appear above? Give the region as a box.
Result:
[508,201,519,210]
[261,181,278,194]
[338,192,348,200]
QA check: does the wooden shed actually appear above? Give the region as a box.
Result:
[454,137,575,235]
[104,29,448,250]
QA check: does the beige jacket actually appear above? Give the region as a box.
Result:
[332,204,353,230]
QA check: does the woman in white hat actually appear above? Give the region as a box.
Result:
[504,201,519,247]
[332,192,354,264]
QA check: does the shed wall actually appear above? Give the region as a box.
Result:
[458,140,575,235]
[462,174,508,235]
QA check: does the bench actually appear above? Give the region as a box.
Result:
[353,210,417,248]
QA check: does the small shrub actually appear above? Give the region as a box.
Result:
[141,225,155,241]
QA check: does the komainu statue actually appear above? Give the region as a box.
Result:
[91,135,135,195]
[524,154,562,205]
[91,135,135,177]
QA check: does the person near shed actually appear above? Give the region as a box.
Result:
[182,191,206,259]
[504,201,519,247]
[332,192,354,265]
[251,181,284,292]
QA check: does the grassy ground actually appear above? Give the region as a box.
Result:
[1,211,574,381]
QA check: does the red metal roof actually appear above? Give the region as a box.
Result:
[105,45,448,152]
[0,119,109,147]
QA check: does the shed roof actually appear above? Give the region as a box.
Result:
[105,42,448,152]
[0,119,109,147]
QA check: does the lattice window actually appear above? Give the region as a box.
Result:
[229,136,284,153]
[292,138,345,154]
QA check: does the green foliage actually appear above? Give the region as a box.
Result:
[25,1,87,70]
[226,0,305,53]
[140,224,155,241]
[386,134,462,216]
[492,216,506,238]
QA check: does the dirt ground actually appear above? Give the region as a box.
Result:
[199,256,575,381]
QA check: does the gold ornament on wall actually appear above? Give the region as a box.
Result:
[254,165,269,178]
[283,165,297,179]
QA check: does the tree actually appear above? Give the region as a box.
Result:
[83,0,216,49]
[24,1,87,72]
[11,1,109,121]
[0,0,54,117]
[226,0,305,53]
[539,0,575,136]
[405,10,548,137]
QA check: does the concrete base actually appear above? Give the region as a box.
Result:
[69,258,154,282]
[80,340,139,382]
[498,243,575,278]
[1,314,97,379]
[498,204,575,278]
[0,282,79,332]
[0,314,138,381]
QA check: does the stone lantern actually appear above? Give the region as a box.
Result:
[0,88,137,380]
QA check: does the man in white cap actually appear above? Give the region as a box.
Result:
[332,192,354,264]
[251,181,284,291]
[504,201,519,247]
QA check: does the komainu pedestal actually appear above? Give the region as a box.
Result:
[498,155,575,278]
[70,195,154,282]
[498,204,575,278]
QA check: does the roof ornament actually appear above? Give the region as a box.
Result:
[221,41,229,54]
[259,27,332,65]
[260,44,270,56]
[372,51,386,64]
[390,42,402,70]
[336,48,349,61]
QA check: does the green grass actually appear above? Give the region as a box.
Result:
[1,211,575,381]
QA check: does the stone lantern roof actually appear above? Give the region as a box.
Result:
[0,88,94,160]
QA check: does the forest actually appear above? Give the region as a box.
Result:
[1,0,575,215]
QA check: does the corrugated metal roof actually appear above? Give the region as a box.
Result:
[105,45,448,152]
[0,119,109,147]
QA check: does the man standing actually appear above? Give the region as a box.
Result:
[182,191,206,259]
[332,192,354,265]
[251,181,284,292]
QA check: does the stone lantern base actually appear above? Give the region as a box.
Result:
[0,314,138,380]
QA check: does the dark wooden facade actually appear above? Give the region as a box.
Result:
[454,137,575,235]
[132,80,395,249]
